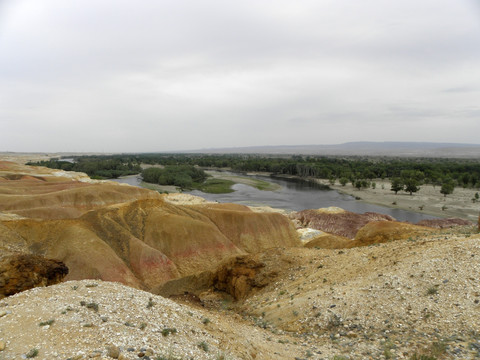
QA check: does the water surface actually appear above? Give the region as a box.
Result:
[111,173,437,223]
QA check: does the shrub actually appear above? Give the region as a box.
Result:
[426,286,439,295]
[26,348,39,358]
[198,341,209,352]
[161,328,177,337]
[39,319,55,327]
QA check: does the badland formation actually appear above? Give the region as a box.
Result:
[0,159,479,359]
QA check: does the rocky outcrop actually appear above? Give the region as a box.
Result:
[213,255,268,300]
[290,207,394,239]
[0,254,68,298]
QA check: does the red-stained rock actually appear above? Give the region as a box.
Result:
[416,218,472,229]
[289,208,394,239]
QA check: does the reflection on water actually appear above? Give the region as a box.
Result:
[111,173,437,223]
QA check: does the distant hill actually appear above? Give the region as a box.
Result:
[190,142,480,158]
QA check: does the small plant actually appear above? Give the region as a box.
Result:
[39,319,55,327]
[409,354,437,360]
[124,321,134,327]
[147,297,155,309]
[426,286,439,295]
[327,313,342,329]
[292,310,299,316]
[198,341,209,352]
[26,348,39,358]
[86,302,99,312]
[71,285,79,290]
[139,322,147,330]
[429,341,448,357]
[202,317,210,325]
[161,327,177,337]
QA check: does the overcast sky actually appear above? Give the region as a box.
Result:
[1,0,480,152]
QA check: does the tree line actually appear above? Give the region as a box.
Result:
[28,154,480,194]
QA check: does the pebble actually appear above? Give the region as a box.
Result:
[0,340,5,351]
[106,345,120,358]
[0,311,7,318]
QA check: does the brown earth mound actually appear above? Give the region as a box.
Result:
[351,220,435,246]
[290,208,395,239]
[0,253,68,298]
[304,233,353,249]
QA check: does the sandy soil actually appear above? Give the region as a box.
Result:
[320,179,480,222]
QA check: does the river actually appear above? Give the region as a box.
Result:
[111,173,437,223]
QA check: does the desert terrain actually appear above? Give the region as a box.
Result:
[0,156,479,359]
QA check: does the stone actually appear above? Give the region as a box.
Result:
[347,331,358,338]
[0,340,6,351]
[106,345,120,359]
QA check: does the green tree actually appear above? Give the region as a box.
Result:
[390,178,404,195]
[404,178,420,195]
[440,179,455,197]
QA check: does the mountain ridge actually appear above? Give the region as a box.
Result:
[187,141,480,157]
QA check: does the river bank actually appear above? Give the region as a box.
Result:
[111,171,479,222]
[320,178,480,222]
[243,172,479,222]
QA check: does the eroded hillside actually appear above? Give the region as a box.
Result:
[0,162,299,291]
[1,160,479,360]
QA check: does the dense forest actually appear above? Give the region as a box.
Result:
[29,154,480,194]
[28,158,142,179]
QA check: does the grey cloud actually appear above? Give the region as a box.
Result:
[1,0,480,152]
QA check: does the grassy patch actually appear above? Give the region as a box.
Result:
[197,179,235,194]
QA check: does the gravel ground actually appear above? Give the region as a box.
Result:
[1,232,479,360]
[0,280,306,360]
[241,231,480,359]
